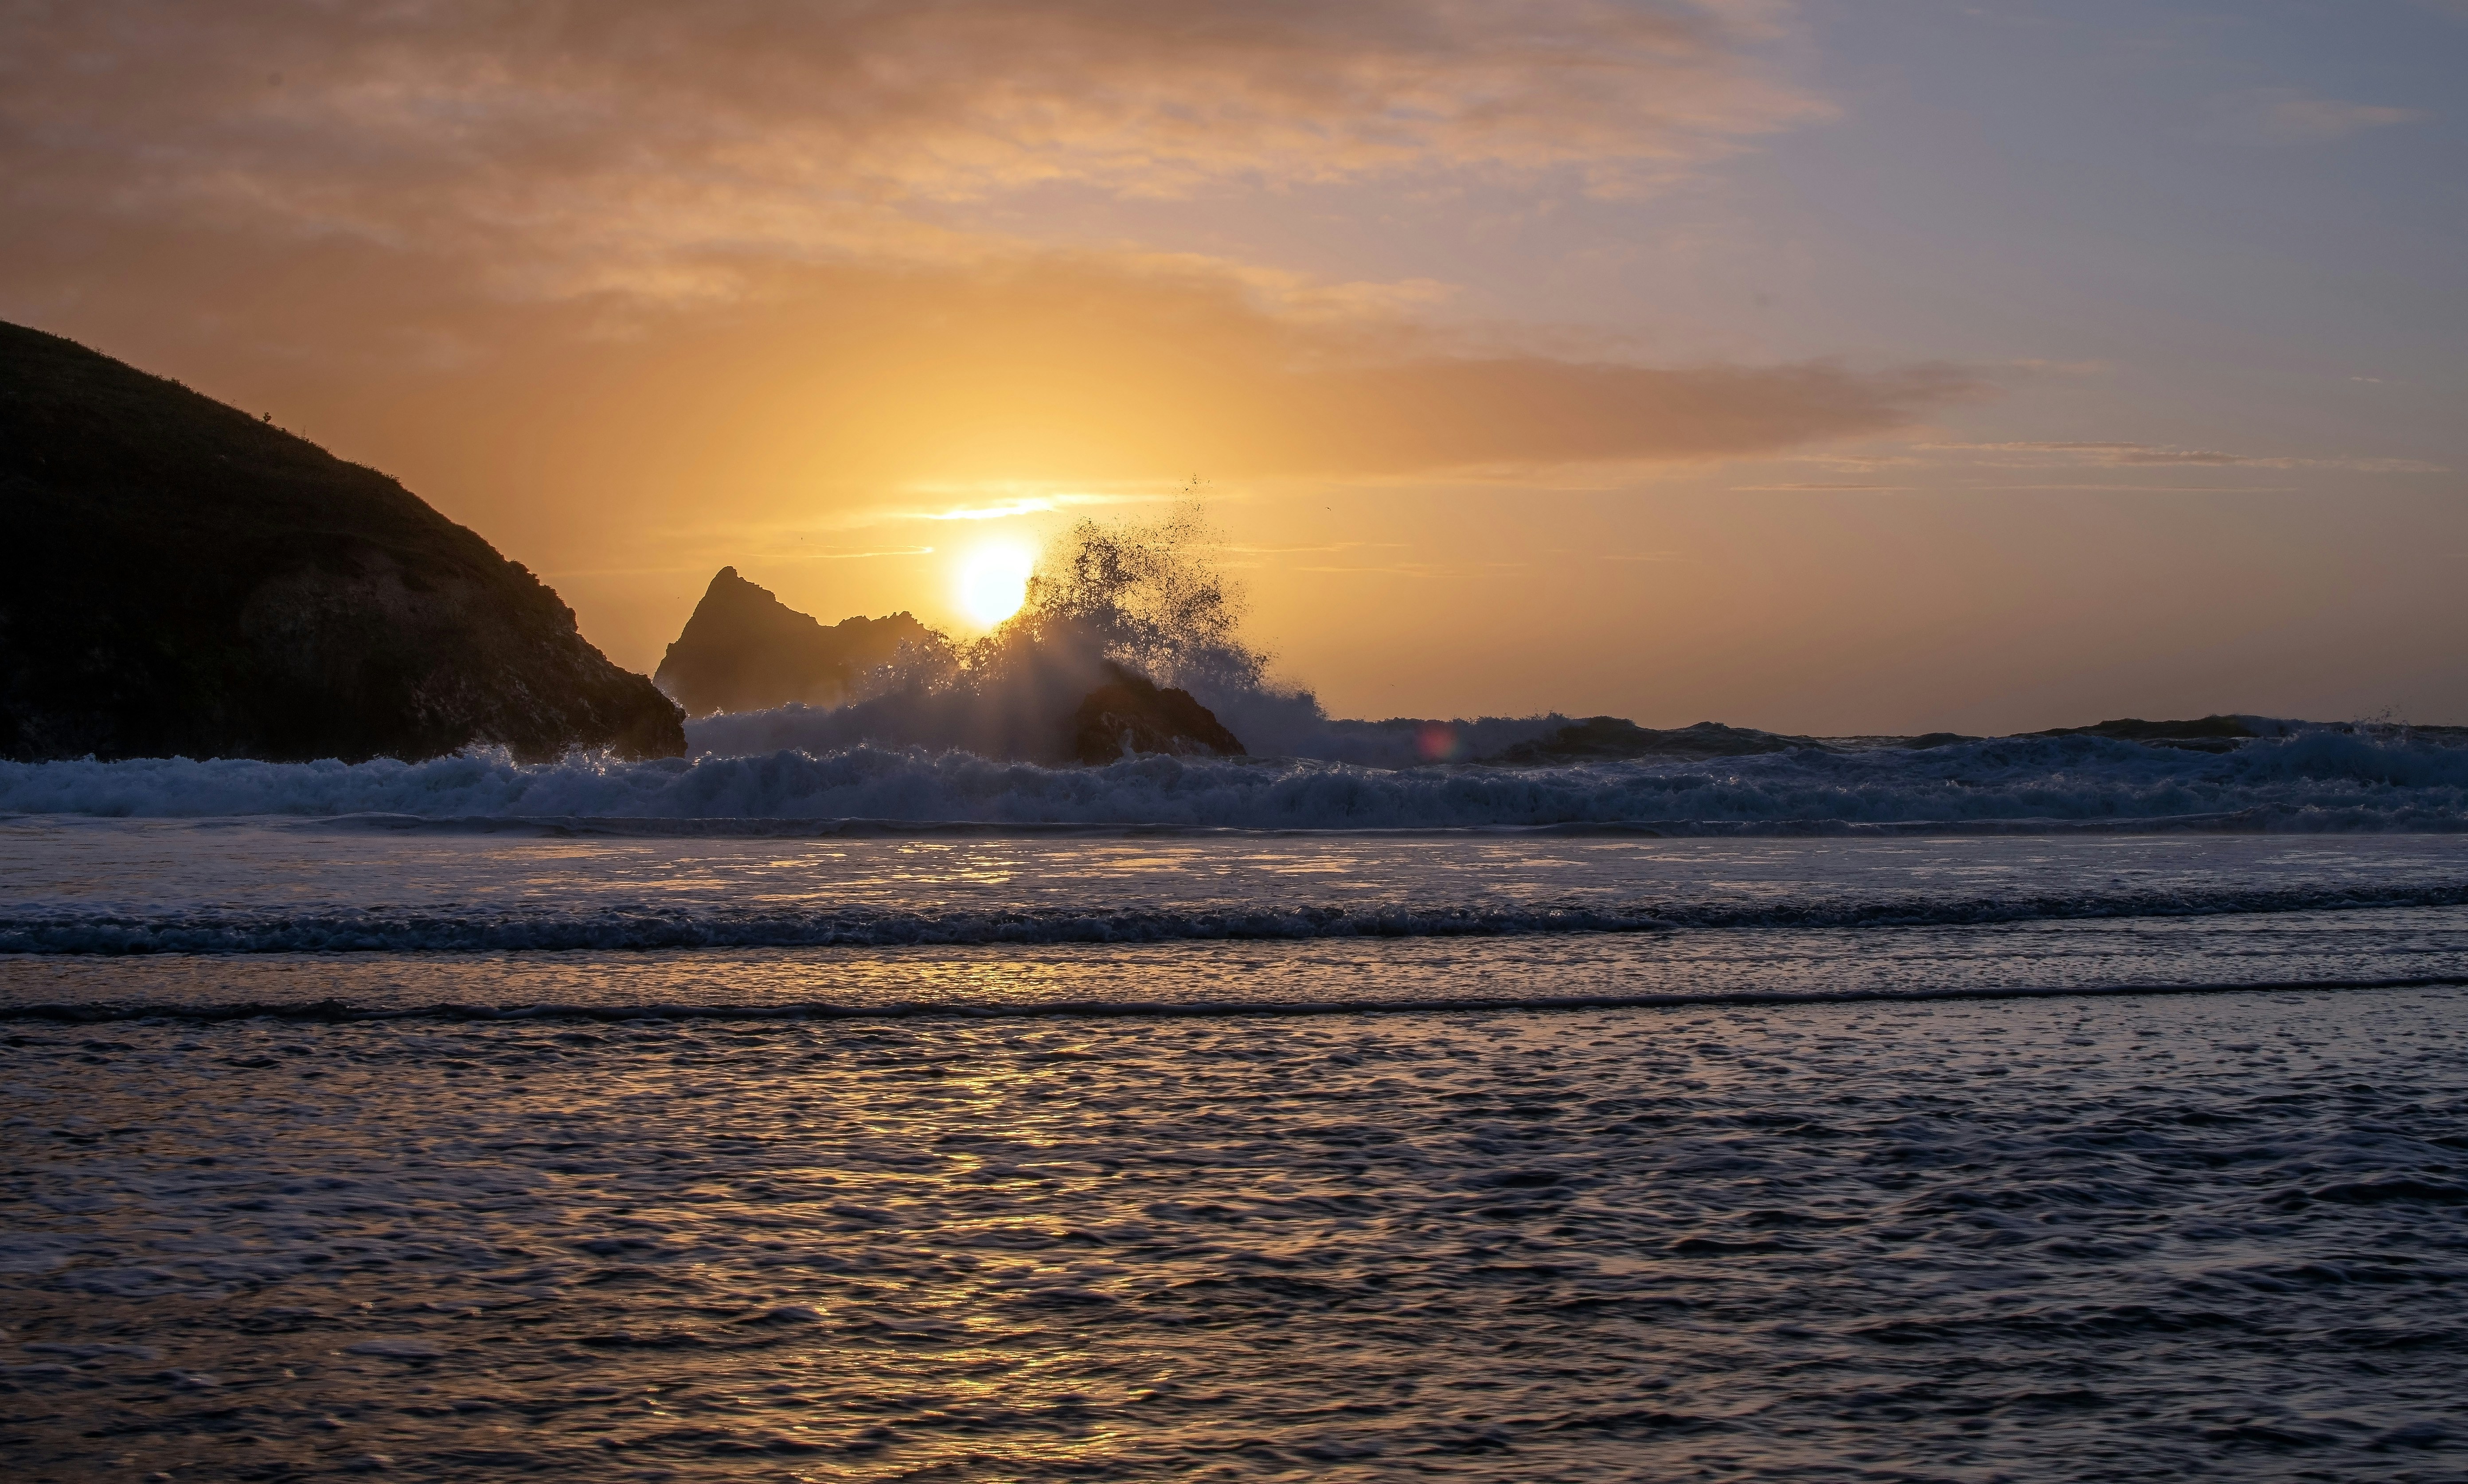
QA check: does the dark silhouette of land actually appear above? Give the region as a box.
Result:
[655,568,933,716]
[1070,662,1246,764]
[1485,718,1815,764]
[0,321,683,762]
[1481,715,2288,764]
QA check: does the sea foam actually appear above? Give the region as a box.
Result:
[4,726,2467,829]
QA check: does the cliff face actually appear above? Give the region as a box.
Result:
[654,568,935,716]
[0,321,684,763]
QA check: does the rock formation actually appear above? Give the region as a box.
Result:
[1068,662,1248,764]
[2032,716,2255,752]
[653,568,936,716]
[0,320,683,763]
[1480,714,2277,766]
[1484,718,1818,765]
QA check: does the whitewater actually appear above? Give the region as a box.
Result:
[6,720,2468,829]
[8,722,2468,1480]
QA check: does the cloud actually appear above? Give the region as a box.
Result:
[1920,441,2443,473]
[3,170,1977,505]
[0,0,1957,492]
[0,0,1825,306]
[2002,358,2110,377]
[2205,90,2425,145]
[1275,356,1976,470]
[902,491,1160,522]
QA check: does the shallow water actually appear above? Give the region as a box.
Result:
[4,826,2467,1480]
[5,989,2467,1480]
[8,823,2468,957]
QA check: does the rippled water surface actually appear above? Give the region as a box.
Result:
[4,827,2467,1480]
[5,991,2467,1480]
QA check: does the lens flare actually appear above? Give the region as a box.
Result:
[958,545,1035,627]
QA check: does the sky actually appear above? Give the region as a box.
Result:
[4,0,2463,732]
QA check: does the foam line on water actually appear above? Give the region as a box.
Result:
[10,878,2468,954]
[8,975,2464,1025]
[274,808,2398,839]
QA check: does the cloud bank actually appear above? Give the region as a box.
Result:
[1922,442,2442,474]
[3,0,1824,290]
[0,0,1959,490]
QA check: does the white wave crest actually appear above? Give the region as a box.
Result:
[5,728,2468,829]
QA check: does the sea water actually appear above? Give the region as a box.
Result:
[5,735,2467,1480]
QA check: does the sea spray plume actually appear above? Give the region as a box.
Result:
[1014,502,1267,695]
[995,502,1354,757]
[670,504,1561,762]
[681,506,1273,762]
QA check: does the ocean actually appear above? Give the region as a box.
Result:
[5,727,2468,1480]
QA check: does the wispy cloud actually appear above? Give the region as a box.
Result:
[1730,481,1909,491]
[915,500,1077,523]
[781,547,940,561]
[1291,560,1531,577]
[2205,89,2425,144]
[2002,359,2112,377]
[1919,441,2444,473]
[900,490,1164,523]
[1227,542,1408,556]
[1969,484,2303,494]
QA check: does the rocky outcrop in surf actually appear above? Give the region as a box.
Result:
[1484,718,1820,765]
[2031,716,2256,753]
[1069,663,1246,764]
[677,636,1247,766]
[664,509,1258,765]
[653,568,936,716]
[0,320,683,763]
[1470,715,2330,766]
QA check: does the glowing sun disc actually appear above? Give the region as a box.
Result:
[959,546,1034,627]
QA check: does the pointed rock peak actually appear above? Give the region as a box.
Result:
[692,566,806,619]
[655,567,939,716]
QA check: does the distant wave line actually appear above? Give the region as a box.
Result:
[284,808,2468,839]
[8,879,2468,954]
[8,725,2468,829]
[9,976,2464,1026]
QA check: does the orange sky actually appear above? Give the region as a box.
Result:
[5,1,2461,730]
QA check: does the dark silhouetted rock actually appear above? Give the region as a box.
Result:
[2034,716,2256,752]
[1485,717,1820,765]
[1069,663,1246,764]
[0,320,683,762]
[652,568,936,716]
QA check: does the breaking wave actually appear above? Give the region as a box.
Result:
[5,726,2468,831]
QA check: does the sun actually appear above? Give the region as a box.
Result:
[957,544,1035,627]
